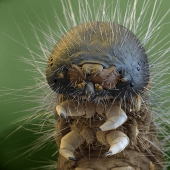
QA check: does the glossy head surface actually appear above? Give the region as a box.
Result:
[46,22,149,99]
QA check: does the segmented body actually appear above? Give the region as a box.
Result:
[1,0,169,170]
[46,22,163,169]
[55,96,162,170]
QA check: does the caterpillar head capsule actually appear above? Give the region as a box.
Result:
[46,22,149,99]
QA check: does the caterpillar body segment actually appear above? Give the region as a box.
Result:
[56,100,129,160]
[55,96,162,169]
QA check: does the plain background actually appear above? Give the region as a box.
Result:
[0,0,169,169]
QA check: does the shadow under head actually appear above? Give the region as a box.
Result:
[46,22,150,99]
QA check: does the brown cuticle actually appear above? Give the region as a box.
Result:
[67,64,86,87]
[68,64,120,90]
[91,66,120,90]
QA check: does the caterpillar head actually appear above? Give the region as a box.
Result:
[46,22,149,100]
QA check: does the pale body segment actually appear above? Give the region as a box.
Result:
[56,100,129,161]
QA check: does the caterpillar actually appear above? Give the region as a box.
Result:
[0,0,170,170]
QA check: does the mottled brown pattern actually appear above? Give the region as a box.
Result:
[91,66,120,90]
[55,94,163,170]
[67,64,86,88]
